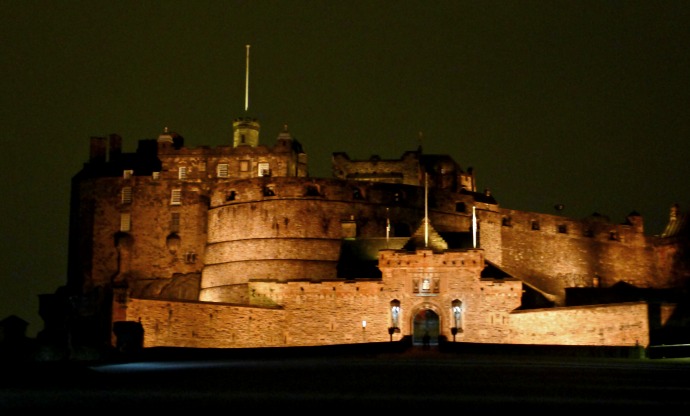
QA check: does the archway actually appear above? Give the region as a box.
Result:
[413,308,440,346]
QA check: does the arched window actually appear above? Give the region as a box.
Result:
[389,300,401,329]
[451,299,463,332]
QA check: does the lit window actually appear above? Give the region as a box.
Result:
[121,187,132,204]
[171,189,182,205]
[451,299,463,336]
[258,162,270,177]
[179,167,187,180]
[240,160,250,172]
[390,300,401,329]
[217,164,229,178]
[123,170,133,179]
[120,213,131,232]
[152,172,160,180]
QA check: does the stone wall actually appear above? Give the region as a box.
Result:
[508,302,649,347]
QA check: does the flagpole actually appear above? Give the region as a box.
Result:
[245,44,250,111]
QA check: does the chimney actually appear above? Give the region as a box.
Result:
[89,136,107,163]
[109,134,122,161]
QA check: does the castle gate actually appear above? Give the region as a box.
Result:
[413,308,440,346]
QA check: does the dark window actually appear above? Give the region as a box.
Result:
[305,185,320,196]
[531,221,540,230]
[170,213,180,233]
[455,202,466,213]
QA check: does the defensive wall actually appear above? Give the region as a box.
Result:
[124,289,651,349]
[508,302,649,347]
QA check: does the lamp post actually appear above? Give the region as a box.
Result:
[388,327,396,342]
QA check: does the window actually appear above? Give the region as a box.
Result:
[305,184,321,196]
[152,172,160,180]
[120,213,131,232]
[455,202,466,213]
[226,190,236,201]
[123,170,133,179]
[121,187,132,204]
[171,189,182,205]
[452,300,463,329]
[217,164,229,178]
[263,186,275,196]
[390,300,401,329]
[170,213,180,233]
[531,221,540,230]
[240,160,250,172]
[502,217,512,227]
[184,252,197,263]
[258,162,270,177]
[557,224,567,234]
[178,166,187,180]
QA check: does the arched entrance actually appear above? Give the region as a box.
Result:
[413,308,440,346]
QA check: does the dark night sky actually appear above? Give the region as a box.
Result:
[2,1,689,336]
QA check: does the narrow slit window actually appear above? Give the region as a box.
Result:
[121,187,132,204]
[178,166,187,180]
[120,213,131,232]
[171,189,182,205]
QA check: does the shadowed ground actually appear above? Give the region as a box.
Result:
[2,345,690,411]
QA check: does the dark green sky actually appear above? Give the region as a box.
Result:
[2,0,689,336]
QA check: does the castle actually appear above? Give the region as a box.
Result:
[39,113,690,353]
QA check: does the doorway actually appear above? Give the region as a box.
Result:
[413,308,439,346]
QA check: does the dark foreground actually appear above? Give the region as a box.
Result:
[2,346,690,411]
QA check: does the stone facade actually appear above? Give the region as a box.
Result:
[53,118,690,352]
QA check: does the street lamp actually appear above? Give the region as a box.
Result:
[387,327,397,342]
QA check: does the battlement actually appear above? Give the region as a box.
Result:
[378,248,484,269]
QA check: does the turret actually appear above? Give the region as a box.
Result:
[232,117,260,147]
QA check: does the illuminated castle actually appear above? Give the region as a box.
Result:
[40,110,690,353]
